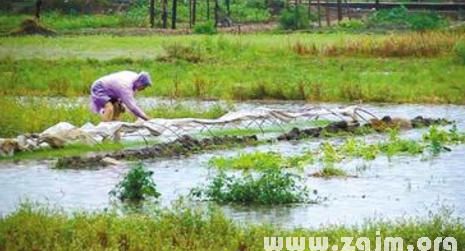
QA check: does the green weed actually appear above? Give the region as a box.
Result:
[109,162,160,203]
[191,169,309,204]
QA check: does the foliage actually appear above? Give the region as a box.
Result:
[230,1,272,23]
[209,152,284,170]
[191,169,309,204]
[193,21,217,35]
[110,162,160,203]
[1,202,464,251]
[454,41,465,64]
[209,150,314,171]
[368,6,447,31]
[118,3,149,27]
[337,19,365,30]
[279,6,310,30]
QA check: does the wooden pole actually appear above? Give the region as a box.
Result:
[337,0,342,23]
[150,0,155,28]
[171,0,178,29]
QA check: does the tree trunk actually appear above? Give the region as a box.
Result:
[172,0,178,29]
[35,0,42,20]
[207,0,210,20]
[336,0,342,23]
[162,0,168,28]
[150,0,155,28]
[214,0,219,27]
[226,0,230,16]
[192,0,197,25]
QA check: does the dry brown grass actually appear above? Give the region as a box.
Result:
[292,31,463,57]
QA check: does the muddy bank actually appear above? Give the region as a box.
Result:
[56,135,258,169]
[55,116,449,169]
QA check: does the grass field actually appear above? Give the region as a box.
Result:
[1,31,464,104]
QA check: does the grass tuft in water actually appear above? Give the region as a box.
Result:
[109,162,160,204]
[191,169,309,205]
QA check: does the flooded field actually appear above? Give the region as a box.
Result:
[1,101,464,228]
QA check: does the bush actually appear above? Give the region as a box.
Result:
[454,41,465,64]
[191,169,309,204]
[337,19,365,30]
[279,6,310,30]
[193,21,217,35]
[110,162,160,203]
[368,6,447,31]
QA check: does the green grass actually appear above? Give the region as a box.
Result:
[191,169,309,204]
[0,202,464,250]
[1,32,464,103]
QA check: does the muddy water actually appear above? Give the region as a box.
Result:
[0,102,464,228]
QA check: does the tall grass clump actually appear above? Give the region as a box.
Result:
[454,41,465,64]
[110,162,160,203]
[191,169,309,204]
[322,32,458,57]
[193,21,217,35]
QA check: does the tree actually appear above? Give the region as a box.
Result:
[150,0,155,28]
[172,0,178,29]
[35,0,42,20]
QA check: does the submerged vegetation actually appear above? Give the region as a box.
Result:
[1,203,464,251]
[207,126,465,174]
[191,169,309,204]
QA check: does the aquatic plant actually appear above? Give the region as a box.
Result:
[109,162,160,203]
[209,151,284,171]
[191,169,309,204]
[209,150,314,171]
[312,166,348,178]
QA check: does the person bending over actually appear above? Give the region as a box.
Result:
[90,71,151,122]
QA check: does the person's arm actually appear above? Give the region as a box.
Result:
[120,91,150,121]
